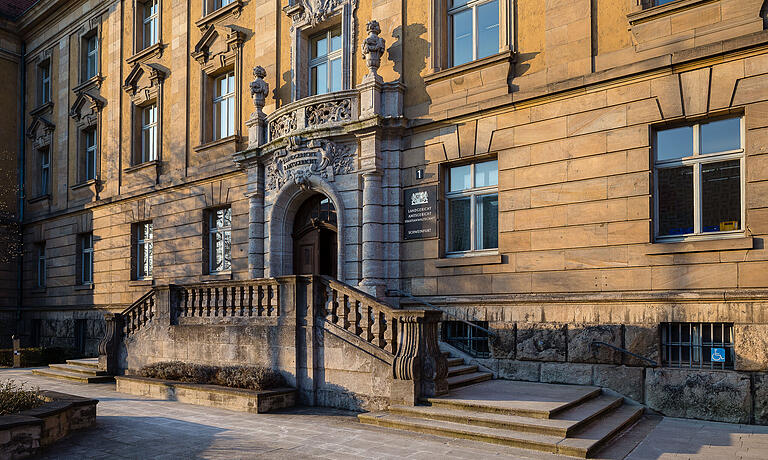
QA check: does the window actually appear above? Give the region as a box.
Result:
[135,222,153,279]
[207,207,231,273]
[84,34,99,80]
[36,243,46,288]
[446,159,498,253]
[38,61,51,105]
[79,233,94,285]
[141,104,158,162]
[39,148,50,195]
[309,27,342,95]
[442,321,490,358]
[213,72,235,140]
[213,0,233,9]
[654,117,743,240]
[661,322,734,370]
[83,128,97,181]
[449,0,499,67]
[141,0,159,49]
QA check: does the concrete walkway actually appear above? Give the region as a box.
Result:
[2,368,767,459]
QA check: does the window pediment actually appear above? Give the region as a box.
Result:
[123,62,167,105]
[191,24,245,75]
[27,116,55,149]
[284,0,353,28]
[69,91,104,128]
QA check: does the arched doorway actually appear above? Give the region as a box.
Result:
[292,194,338,277]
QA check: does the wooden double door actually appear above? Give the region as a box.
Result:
[292,194,338,278]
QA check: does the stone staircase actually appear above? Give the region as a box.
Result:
[359,352,643,458]
[32,358,114,383]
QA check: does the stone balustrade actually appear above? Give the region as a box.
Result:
[266,90,359,143]
[175,279,280,319]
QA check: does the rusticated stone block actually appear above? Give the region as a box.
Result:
[593,364,644,402]
[567,324,621,364]
[734,324,768,371]
[754,373,768,425]
[645,368,751,423]
[497,360,541,382]
[541,362,592,385]
[516,323,567,362]
[489,322,515,359]
[624,325,659,367]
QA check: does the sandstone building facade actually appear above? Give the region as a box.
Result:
[2,0,768,423]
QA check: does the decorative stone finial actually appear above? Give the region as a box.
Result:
[250,66,269,117]
[361,20,385,81]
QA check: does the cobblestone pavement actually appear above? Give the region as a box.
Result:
[2,368,768,459]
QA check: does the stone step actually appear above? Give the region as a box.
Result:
[31,368,114,384]
[49,363,109,376]
[446,371,493,390]
[391,394,623,437]
[557,404,645,458]
[358,411,564,454]
[66,358,100,369]
[425,380,602,418]
[447,364,478,377]
[446,357,464,367]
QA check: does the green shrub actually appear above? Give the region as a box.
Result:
[0,380,46,415]
[138,361,285,391]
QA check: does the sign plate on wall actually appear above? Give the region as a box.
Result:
[711,348,726,363]
[404,186,438,240]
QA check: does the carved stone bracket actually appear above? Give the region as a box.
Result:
[391,309,448,405]
[98,313,122,374]
[265,136,353,191]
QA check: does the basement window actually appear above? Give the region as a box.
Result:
[661,322,734,370]
[442,320,490,358]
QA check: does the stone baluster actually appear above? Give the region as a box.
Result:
[390,310,448,406]
[375,310,387,349]
[342,294,351,330]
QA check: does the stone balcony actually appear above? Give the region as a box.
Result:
[266,90,360,143]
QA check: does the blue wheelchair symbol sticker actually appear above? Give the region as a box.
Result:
[711,348,726,363]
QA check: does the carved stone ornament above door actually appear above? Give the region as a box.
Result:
[266,136,353,191]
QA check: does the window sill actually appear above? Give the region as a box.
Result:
[74,284,94,291]
[201,272,232,282]
[436,253,502,268]
[195,0,243,30]
[424,50,515,85]
[129,279,154,287]
[646,235,753,255]
[28,194,50,204]
[70,179,98,191]
[194,135,240,153]
[126,43,164,65]
[29,101,53,117]
[125,160,159,174]
[73,74,104,93]
[628,0,714,25]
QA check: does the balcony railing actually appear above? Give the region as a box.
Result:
[266,90,359,142]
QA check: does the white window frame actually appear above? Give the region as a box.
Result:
[81,233,93,285]
[39,62,51,105]
[85,34,99,80]
[445,160,499,255]
[40,148,50,195]
[141,104,158,162]
[84,128,97,181]
[309,27,343,96]
[653,117,746,242]
[142,0,159,49]
[136,222,153,280]
[37,243,46,288]
[448,0,500,67]
[213,72,235,140]
[208,208,232,273]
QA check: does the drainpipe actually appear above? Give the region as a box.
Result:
[16,41,26,334]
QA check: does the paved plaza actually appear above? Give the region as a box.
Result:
[2,368,768,460]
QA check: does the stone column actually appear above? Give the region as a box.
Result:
[360,172,385,297]
[248,189,265,279]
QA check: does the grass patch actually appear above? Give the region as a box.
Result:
[0,380,46,415]
[138,361,286,391]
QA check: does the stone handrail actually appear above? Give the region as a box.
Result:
[174,279,280,319]
[317,275,449,405]
[98,288,158,374]
[266,90,359,142]
[120,290,156,336]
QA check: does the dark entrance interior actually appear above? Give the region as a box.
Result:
[293,194,337,277]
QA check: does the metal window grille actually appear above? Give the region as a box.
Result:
[442,320,490,358]
[136,222,153,279]
[661,322,734,370]
[208,208,232,273]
